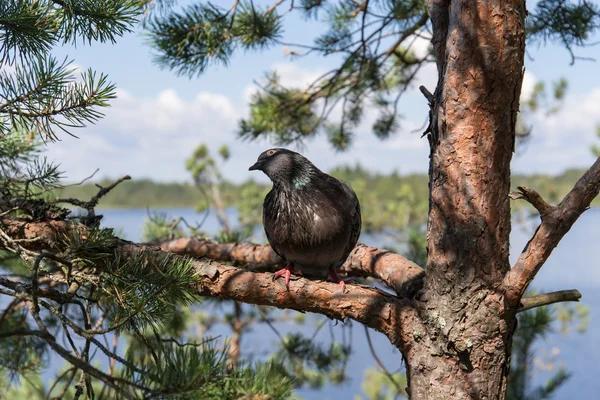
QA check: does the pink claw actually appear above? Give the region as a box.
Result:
[273,263,303,286]
[327,266,356,290]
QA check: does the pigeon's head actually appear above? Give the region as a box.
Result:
[249,148,314,185]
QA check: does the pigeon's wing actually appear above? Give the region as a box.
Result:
[340,180,361,260]
[262,189,287,261]
[318,175,361,260]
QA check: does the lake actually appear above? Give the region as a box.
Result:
[36,207,600,398]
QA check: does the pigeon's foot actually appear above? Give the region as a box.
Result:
[273,263,303,286]
[327,266,356,292]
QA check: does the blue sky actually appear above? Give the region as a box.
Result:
[41,0,600,183]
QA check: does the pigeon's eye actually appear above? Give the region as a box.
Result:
[267,149,277,156]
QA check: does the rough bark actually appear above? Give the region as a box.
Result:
[159,238,424,297]
[412,0,526,398]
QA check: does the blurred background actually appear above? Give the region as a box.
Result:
[2,0,600,398]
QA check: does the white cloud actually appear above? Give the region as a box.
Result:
[521,70,537,101]
[39,59,600,186]
[512,86,600,174]
[243,62,328,103]
[408,34,431,60]
[43,88,247,183]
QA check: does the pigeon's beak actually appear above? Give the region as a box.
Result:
[249,160,263,171]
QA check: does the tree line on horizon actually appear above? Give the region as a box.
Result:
[54,165,600,232]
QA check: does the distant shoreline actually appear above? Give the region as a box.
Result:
[55,167,598,231]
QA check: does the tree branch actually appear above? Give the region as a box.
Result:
[1,217,416,351]
[503,156,600,306]
[518,289,582,313]
[509,186,553,216]
[364,325,405,396]
[53,175,131,225]
[419,85,434,103]
[382,12,429,61]
[160,238,281,268]
[159,238,425,297]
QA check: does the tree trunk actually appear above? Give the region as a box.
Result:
[408,0,527,398]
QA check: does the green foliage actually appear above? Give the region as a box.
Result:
[0,372,47,399]
[0,2,300,399]
[372,110,400,141]
[120,339,294,399]
[0,0,143,140]
[527,0,600,62]
[525,78,567,114]
[355,368,407,400]
[215,228,252,244]
[239,72,320,145]
[516,78,568,139]
[55,178,203,208]
[101,251,201,331]
[218,144,230,160]
[187,143,222,184]
[233,2,282,50]
[0,57,116,141]
[272,332,351,388]
[61,225,117,263]
[506,293,589,400]
[186,143,238,236]
[146,0,599,150]
[404,227,427,267]
[141,212,187,242]
[511,168,600,210]
[0,131,69,222]
[0,0,141,60]
[1,342,294,400]
[235,179,269,228]
[53,0,142,45]
[147,1,282,77]
[147,0,430,150]
[0,313,47,383]
[147,3,233,77]
[0,131,61,193]
[591,125,600,157]
[329,165,429,232]
[0,1,54,63]
[556,302,589,334]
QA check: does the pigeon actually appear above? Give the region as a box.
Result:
[249,148,361,288]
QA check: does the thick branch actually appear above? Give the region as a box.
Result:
[509,186,552,216]
[143,244,412,350]
[1,217,416,351]
[160,238,281,267]
[504,157,600,306]
[518,289,582,313]
[159,238,425,297]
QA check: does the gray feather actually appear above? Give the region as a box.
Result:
[250,148,361,278]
